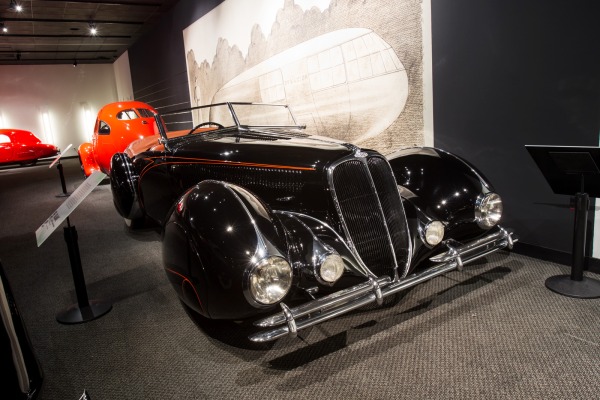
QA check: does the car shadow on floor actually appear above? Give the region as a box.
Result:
[264,263,516,371]
[182,254,519,369]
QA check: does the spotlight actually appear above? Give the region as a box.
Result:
[73,60,78,67]
[88,21,97,36]
[8,0,23,12]
[0,22,6,33]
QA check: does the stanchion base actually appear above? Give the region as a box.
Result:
[56,300,112,324]
[545,275,600,299]
[56,192,71,198]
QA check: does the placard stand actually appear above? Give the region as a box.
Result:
[49,143,72,197]
[526,145,600,298]
[35,171,112,323]
[55,218,112,324]
[55,162,71,197]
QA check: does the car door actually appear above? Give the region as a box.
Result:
[0,134,14,163]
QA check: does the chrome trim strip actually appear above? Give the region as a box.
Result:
[208,180,289,308]
[249,227,516,342]
[327,152,412,278]
[253,276,391,328]
[326,157,366,264]
[280,303,297,338]
[428,227,514,263]
[273,210,373,277]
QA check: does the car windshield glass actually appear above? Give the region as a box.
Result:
[117,110,138,120]
[166,103,303,141]
[201,104,236,128]
[231,104,298,127]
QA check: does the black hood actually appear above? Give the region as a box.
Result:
[168,129,356,173]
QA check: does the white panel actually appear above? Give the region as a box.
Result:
[113,51,134,101]
[422,0,434,147]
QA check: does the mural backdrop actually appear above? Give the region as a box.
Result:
[183,0,429,155]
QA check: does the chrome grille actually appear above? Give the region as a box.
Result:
[331,155,410,278]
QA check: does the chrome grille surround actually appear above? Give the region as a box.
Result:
[328,150,412,280]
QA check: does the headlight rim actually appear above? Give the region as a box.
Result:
[246,255,293,306]
[421,220,445,247]
[475,192,503,229]
[317,253,345,284]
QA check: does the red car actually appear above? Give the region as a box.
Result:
[0,129,59,166]
[78,101,163,177]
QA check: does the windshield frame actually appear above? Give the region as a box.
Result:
[156,102,305,146]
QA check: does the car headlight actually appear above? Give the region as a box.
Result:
[475,192,503,229]
[319,254,345,283]
[249,256,292,305]
[423,220,445,246]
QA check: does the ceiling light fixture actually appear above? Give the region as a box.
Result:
[8,0,23,13]
[0,22,7,33]
[73,60,78,67]
[88,21,97,36]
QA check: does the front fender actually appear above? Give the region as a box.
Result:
[387,147,493,227]
[162,180,289,319]
[388,147,498,268]
[77,142,99,177]
[110,152,142,221]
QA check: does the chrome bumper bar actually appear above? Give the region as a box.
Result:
[249,227,517,342]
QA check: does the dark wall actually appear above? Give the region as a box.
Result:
[128,0,600,257]
[431,0,600,254]
[128,0,224,129]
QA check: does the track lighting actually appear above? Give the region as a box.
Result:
[88,21,97,36]
[0,22,6,33]
[73,60,78,67]
[8,0,23,13]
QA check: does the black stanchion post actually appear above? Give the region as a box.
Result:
[56,221,112,324]
[545,191,600,298]
[527,145,600,299]
[64,225,90,309]
[571,192,588,281]
[56,162,70,197]
[36,168,112,323]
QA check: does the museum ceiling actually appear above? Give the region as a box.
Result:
[0,0,179,65]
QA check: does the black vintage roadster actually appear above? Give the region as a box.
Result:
[110,103,515,342]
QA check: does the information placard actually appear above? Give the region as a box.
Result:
[35,171,107,247]
[49,143,73,169]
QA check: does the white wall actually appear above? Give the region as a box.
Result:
[113,51,134,101]
[0,64,118,153]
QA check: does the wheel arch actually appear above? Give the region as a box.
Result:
[162,180,289,320]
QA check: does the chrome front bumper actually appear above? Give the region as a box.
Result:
[249,227,516,342]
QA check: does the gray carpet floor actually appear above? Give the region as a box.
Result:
[0,158,598,400]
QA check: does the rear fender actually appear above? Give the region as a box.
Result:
[162,180,288,319]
